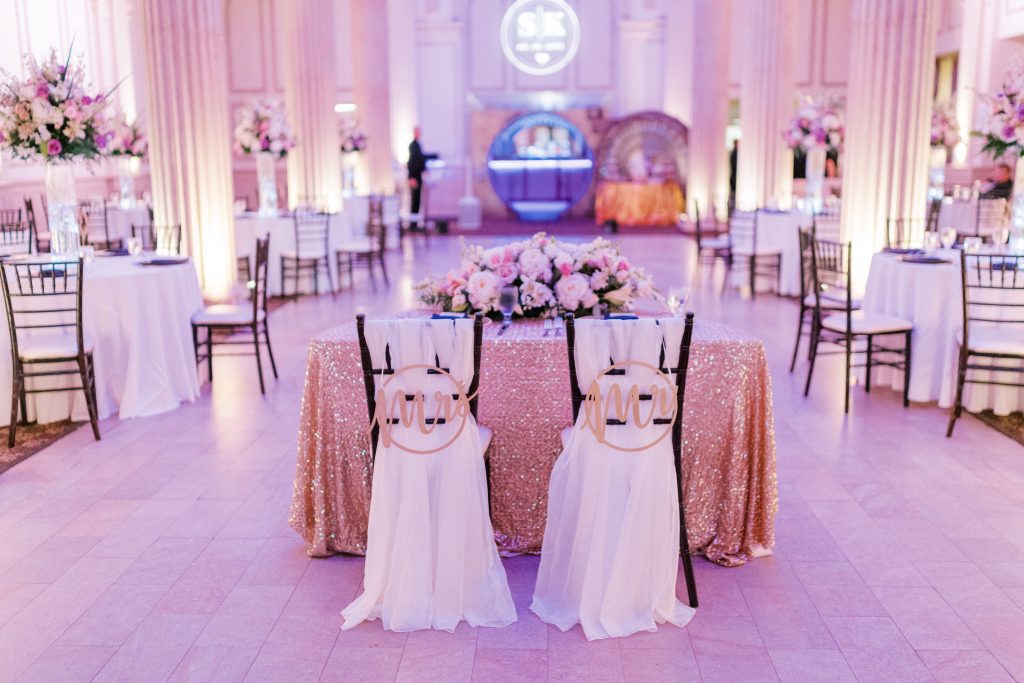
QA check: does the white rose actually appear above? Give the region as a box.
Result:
[518,247,552,281]
[466,270,499,311]
[555,273,589,311]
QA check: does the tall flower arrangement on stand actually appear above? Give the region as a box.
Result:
[415,233,659,318]
[978,61,1024,239]
[0,48,115,255]
[339,118,366,196]
[106,113,147,207]
[233,99,295,216]
[783,95,844,211]
[928,103,960,201]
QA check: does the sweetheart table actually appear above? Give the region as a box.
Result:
[290,318,778,566]
[0,256,203,427]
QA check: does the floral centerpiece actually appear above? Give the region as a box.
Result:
[105,113,147,207]
[930,103,961,150]
[339,118,367,153]
[783,95,843,211]
[415,233,659,318]
[233,99,295,215]
[978,61,1024,235]
[0,47,115,255]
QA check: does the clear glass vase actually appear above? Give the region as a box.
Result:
[256,152,279,216]
[117,156,138,208]
[46,163,80,257]
[805,145,826,213]
[928,147,947,203]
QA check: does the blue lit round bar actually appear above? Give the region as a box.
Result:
[486,112,594,221]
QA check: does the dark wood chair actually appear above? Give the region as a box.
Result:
[191,236,278,394]
[281,211,334,297]
[804,238,913,413]
[563,312,699,608]
[78,202,122,251]
[0,257,100,446]
[726,209,781,298]
[693,201,731,268]
[23,197,45,253]
[974,198,1009,241]
[885,217,929,250]
[0,209,21,226]
[337,196,389,291]
[0,211,32,257]
[947,252,1024,436]
[131,223,182,254]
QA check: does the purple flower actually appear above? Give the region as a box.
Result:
[96,133,109,149]
[36,84,48,98]
[82,95,92,105]
[46,139,62,156]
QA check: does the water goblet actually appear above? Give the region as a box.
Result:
[80,245,95,265]
[666,286,691,317]
[923,231,941,253]
[940,227,957,250]
[995,227,1011,250]
[127,237,143,257]
[963,237,982,254]
[498,286,518,332]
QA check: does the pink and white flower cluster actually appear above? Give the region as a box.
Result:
[930,103,961,149]
[339,118,367,153]
[977,62,1024,158]
[233,99,296,159]
[0,49,114,162]
[783,95,844,154]
[105,113,147,158]
[415,233,659,317]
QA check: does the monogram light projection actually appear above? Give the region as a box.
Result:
[500,0,581,76]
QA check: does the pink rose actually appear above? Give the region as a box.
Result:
[36,84,48,98]
[46,139,62,156]
[555,273,590,311]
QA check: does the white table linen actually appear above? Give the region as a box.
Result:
[862,251,1024,415]
[105,205,151,241]
[732,210,809,296]
[234,213,351,296]
[0,256,203,427]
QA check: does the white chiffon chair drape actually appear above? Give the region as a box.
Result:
[532,318,697,640]
[342,318,516,632]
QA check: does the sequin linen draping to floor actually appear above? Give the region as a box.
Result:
[289,319,777,566]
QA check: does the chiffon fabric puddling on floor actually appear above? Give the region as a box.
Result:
[531,318,696,640]
[341,318,516,632]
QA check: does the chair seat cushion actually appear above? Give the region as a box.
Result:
[732,245,781,257]
[958,327,1024,355]
[700,236,731,250]
[803,293,861,310]
[192,304,264,326]
[18,331,94,360]
[336,239,376,254]
[822,310,913,334]
[479,424,493,454]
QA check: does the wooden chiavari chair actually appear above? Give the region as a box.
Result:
[78,202,122,251]
[337,195,389,291]
[281,211,334,297]
[726,209,781,298]
[885,217,929,250]
[804,238,913,413]
[693,201,731,268]
[130,223,183,255]
[947,252,1024,436]
[191,237,278,393]
[563,312,699,608]
[23,197,45,253]
[0,257,100,446]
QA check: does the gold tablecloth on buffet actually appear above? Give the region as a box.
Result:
[289,319,777,566]
[594,180,684,226]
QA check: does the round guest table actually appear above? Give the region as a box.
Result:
[289,317,778,566]
[594,180,683,226]
[0,255,204,427]
[729,209,809,296]
[862,251,1024,415]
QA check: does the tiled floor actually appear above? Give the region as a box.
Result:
[0,230,1022,682]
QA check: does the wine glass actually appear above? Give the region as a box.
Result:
[963,237,983,254]
[498,286,517,330]
[923,231,941,253]
[995,227,1011,250]
[666,286,691,317]
[127,237,143,257]
[940,227,957,250]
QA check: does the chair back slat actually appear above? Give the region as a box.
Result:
[886,217,928,249]
[960,253,1024,341]
[131,223,182,255]
[808,236,855,323]
[253,236,270,319]
[293,212,330,260]
[0,220,33,256]
[78,202,111,245]
[729,209,758,253]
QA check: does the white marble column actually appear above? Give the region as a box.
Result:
[954,1,996,165]
[735,0,794,211]
[840,0,937,282]
[283,0,342,212]
[688,0,731,219]
[138,0,236,299]
[352,0,395,193]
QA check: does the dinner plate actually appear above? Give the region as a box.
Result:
[901,255,951,265]
[136,256,190,266]
[883,247,923,255]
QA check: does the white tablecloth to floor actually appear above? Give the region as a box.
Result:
[751,209,809,296]
[0,256,204,427]
[862,251,1024,415]
[105,205,151,241]
[234,213,352,296]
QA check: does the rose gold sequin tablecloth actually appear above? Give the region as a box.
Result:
[289,319,778,566]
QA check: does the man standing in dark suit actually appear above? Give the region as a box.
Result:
[407,126,426,228]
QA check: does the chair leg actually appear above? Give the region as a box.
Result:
[327,259,337,298]
[206,329,213,382]
[348,254,355,288]
[843,334,852,413]
[789,307,807,373]
[8,372,21,448]
[903,331,912,408]
[80,356,101,441]
[679,498,698,608]
[378,253,389,286]
[191,324,200,371]
[804,319,820,397]
[264,323,279,379]
[367,257,377,293]
[749,256,756,300]
[947,347,967,437]
[313,261,320,296]
[865,335,873,393]
[253,324,266,394]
